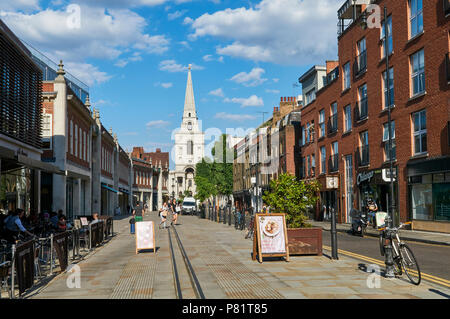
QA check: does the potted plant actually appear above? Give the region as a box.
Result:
[263,173,322,256]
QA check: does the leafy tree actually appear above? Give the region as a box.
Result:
[262,173,320,228]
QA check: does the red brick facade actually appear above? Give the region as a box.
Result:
[299,0,450,231]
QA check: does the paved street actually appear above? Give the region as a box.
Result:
[322,230,450,285]
[25,212,450,299]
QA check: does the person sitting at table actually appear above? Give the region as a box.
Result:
[90,213,100,224]
[57,215,67,232]
[3,209,35,242]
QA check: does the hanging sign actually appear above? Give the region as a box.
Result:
[252,213,289,263]
[135,221,156,254]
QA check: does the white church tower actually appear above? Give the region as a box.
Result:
[172,64,204,198]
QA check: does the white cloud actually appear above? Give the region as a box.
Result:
[1,5,170,65]
[168,9,187,20]
[159,60,203,72]
[0,0,40,12]
[265,89,280,94]
[230,67,267,87]
[146,120,170,128]
[64,62,112,86]
[224,95,264,108]
[209,88,224,97]
[203,54,224,63]
[161,82,173,88]
[273,78,279,83]
[187,0,341,65]
[215,112,257,121]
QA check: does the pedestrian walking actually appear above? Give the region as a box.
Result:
[171,199,179,226]
[159,202,168,229]
[133,202,144,222]
[175,202,181,225]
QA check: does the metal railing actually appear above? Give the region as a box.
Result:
[328,114,338,134]
[357,146,370,167]
[329,154,339,173]
[356,97,368,121]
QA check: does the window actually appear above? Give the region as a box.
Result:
[344,105,352,132]
[357,84,368,120]
[70,120,73,154]
[320,146,326,174]
[383,121,396,160]
[307,155,310,177]
[357,37,367,73]
[383,67,395,109]
[319,110,325,137]
[413,110,427,154]
[343,62,350,90]
[74,124,78,157]
[301,126,306,145]
[306,123,311,143]
[359,130,369,166]
[305,89,316,105]
[42,114,52,149]
[411,49,425,96]
[332,141,338,156]
[311,154,315,176]
[381,15,393,57]
[329,103,338,133]
[330,142,338,172]
[409,0,423,38]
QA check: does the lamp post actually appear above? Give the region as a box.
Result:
[383,5,396,279]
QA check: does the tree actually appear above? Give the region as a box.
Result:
[262,173,320,228]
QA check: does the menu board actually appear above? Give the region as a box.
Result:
[253,213,289,263]
[135,221,155,254]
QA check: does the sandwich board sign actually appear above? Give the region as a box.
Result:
[135,221,156,254]
[252,213,289,263]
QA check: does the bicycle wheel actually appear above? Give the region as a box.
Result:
[399,244,421,285]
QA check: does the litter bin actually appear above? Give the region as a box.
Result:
[130,217,136,234]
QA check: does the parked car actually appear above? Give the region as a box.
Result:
[182,197,197,215]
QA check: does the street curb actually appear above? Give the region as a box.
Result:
[317,225,450,247]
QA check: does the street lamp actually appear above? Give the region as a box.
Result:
[383,5,396,279]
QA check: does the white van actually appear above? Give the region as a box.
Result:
[182,197,197,215]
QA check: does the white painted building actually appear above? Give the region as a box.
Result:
[171,65,205,198]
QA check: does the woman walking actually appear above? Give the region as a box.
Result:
[171,199,179,226]
[159,202,168,229]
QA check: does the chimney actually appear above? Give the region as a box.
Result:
[326,60,339,74]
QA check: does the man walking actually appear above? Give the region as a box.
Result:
[133,202,144,222]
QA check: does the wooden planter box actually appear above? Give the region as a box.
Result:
[287,228,322,256]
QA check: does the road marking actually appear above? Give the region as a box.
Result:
[323,245,450,288]
[335,231,450,248]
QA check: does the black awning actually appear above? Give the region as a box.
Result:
[407,156,450,177]
[17,154,65,175]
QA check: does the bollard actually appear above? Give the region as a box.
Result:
[10,244,16,299]
[50,233,54,275]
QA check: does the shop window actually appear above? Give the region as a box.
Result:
[434,183,450,221]
[411,183,432,220]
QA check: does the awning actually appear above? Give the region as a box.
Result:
[17,154,65,175]
[119,188,130,195]
[101,183,118,193]
[407,156,450,177]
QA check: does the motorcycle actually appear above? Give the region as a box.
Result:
[350,209,368,237]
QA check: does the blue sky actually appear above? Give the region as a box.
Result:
[0,0,342,168]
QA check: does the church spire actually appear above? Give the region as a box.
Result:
[183,64,196,119]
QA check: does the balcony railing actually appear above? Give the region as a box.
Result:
[328,114,338,134]
[329,154,339,173]
[445,0,450,16]
[357,146,370,167]
[354,51,367,76]
[355,97,368,121]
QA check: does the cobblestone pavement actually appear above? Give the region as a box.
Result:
[27,212,450,299]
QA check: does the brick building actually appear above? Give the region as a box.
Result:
[298,0,450,232]
[131,147,169,210]
[232,96,302,212]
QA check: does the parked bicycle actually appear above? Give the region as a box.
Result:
[379,218,421,285]
[245,215,255,240]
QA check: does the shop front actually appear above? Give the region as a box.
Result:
[407,156,450,233]
[356,167,398,225]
